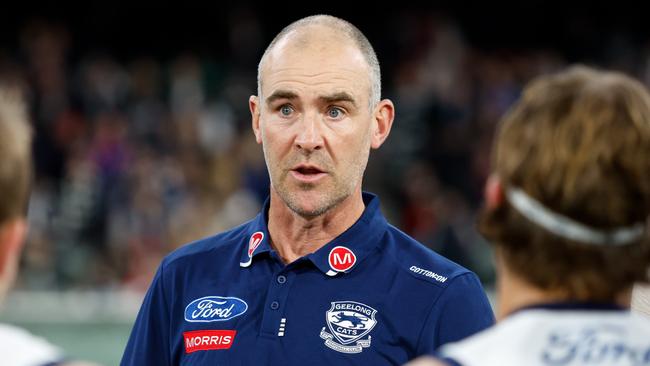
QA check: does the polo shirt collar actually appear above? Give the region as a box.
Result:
[239,192,388,276]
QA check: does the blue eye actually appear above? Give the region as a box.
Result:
[328,107,343,119]
[280,105,293,116]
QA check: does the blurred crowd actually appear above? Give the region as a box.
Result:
[1,11,647,292]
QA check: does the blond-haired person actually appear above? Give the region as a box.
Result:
[0,87,100,366]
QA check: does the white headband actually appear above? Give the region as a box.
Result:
[506,187,646,246]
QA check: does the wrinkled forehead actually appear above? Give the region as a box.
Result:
[260,31,372,104]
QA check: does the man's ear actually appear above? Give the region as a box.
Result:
[250,95,262,144]
[484,174,504,211]
[370,99,395,149]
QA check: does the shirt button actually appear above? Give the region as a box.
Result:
[277,275,287,284]
[270,301,280,310]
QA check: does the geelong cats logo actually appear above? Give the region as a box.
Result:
[320,301,378,354]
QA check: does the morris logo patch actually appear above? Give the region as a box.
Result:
[320,301,378,354]
[183,330,236,353]
[184,296,248,323]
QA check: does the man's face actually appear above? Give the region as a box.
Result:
[252,33,375,217]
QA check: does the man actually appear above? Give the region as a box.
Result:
[0,87,99,366]
[406,66,650,366]
[121,15,494,365]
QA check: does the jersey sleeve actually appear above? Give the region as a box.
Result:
[121,261,171,366]
[416,272,495,354]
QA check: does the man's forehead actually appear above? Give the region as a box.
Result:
[264,43,367,73]
[261,43,370,100]
[262,68,367,106]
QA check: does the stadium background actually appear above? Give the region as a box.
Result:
[0,2,648,364]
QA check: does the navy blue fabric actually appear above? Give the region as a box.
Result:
[121,192,494,365]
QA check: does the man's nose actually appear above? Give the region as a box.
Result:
[295,111,324,152]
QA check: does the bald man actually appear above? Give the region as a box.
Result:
[121,15,494,366]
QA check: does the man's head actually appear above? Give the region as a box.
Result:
[480,65,650,301]
[250,15,394,217]
[256,15,382,111]
[0,87,31,302]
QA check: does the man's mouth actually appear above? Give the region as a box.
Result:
[294,165,324,174]
[290,164,327,183]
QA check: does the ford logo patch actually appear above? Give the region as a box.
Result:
[184,296,248,323]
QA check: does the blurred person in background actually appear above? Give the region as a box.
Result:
[0,86,100,366]
[121,14,494,365]
[405,65,650,366]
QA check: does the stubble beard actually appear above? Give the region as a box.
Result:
[281,181,350,218]
[264,135,371,219]
[268,162,352,218]
[267,158,367,219]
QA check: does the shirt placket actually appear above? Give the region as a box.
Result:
[259,257,296,339]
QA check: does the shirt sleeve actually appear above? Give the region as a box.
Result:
[121,261,171,366]
[416,272,495,354]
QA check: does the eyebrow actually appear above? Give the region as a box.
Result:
[266,90,298,106]
[318,92,358,108]
[265,90,358,109]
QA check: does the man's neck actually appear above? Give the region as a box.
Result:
[496,259,633,321]
[267,188,366,264]
[496,270,565,321]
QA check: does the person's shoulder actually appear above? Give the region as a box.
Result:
[631,310,650,327]
[437,314,529,365]
[163,219,253,267]
[383,224,475,289]
[441,309,650,365]
[605,311,650,338]
[0,323,64,365]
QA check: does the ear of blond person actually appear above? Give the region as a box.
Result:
[0,219,27,303]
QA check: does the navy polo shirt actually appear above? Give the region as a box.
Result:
[121,192,494,365]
